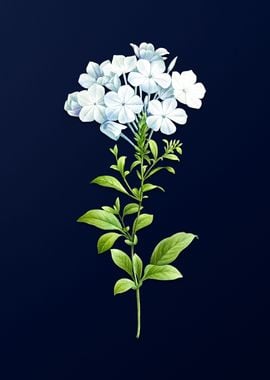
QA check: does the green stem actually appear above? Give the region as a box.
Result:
[136,288,141,339]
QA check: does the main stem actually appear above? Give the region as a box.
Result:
[131,125,145,339]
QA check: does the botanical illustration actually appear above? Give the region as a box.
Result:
[64,42,206,338]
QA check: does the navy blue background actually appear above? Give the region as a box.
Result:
[1,0,269,379]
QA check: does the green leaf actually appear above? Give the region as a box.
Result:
[77,209,122,231]
[111,249,133,277]
[133,213,153,232]
[143,183,165,192]
[148,139,158,159]
[110,144,118,158]
[143,264,182,281]
[114,278,136,295]
[150,232,198,265]
[91,175,129,195]
[130,160,140,172]
[133,254,143,279]
[101,205,117,214]
[123,203,140,217]
[97,232,122,254]
[114,197,120,213]
[165,166,175,174]
[117,156,126,174]
[163,153,179,161]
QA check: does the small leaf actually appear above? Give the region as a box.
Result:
[150,232,198,265]
[143,183,165,192]
[101,206,117,214]
[123,203,140,217]
[97,232,122,254]
[130,160,140,172]
[111,249,133,277]
[133,254,143,279]
[176,146,182,154]
[165,166,175,174]
[114,197,120,213]
[148,139,158,159]
[77,209,122,231]
[110,144,118,157]
[117,156,126,174]
[132,188,140,198]
[143,264,182,281]
[133,213,153,232]
[91,175,129,195]
[114,278,135,295]
[163,154,179,161]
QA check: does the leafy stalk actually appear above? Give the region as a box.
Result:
[77,113,197,339]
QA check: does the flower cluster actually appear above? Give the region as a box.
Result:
[64,42,206,142]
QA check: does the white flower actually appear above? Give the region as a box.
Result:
[128,59,171,94]
[100,121,127,141]
[172,70,206,109]
[78,61,103,89]
[104,85,143,124]
[147,98,187,135]
[64,92,82,117]
[130,42,169,62]
[78,60,121,91]
[77,84,106,123]
[110,55,137,76]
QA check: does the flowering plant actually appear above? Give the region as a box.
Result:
[64,42,206,338]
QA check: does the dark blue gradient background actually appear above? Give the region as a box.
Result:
[1,1,269,379]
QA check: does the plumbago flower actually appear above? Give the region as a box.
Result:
[64,42,206,339]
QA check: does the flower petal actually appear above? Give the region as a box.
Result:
[146,115,162,131]
[130,43,139,56]
[174,89,187,105]
[171,71,184,91]
[128,71,145,86]
[88,84,105,103]
[185,94,202,109]
[105,105,121,121]
[126,97,143,114]
[160,118,176,135]
[94,105,106,123]
[148,100,163,116]
[180,70,197,87]
[118,106,135,123]
[168,108,187,125]
[162,98,177,115]
[154,73,171,89]
[137,59,151,76]
[78,73,95,89]
[86,61,102,78]
[155,47,169,56]
[79,106,95,122]
[104,91,120,107]
[151,60,166,75]
[77,90,92,106]
[118,85,134,102]
[141,78,159,94]
[124,56,137,73]
[191,82,206,99]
